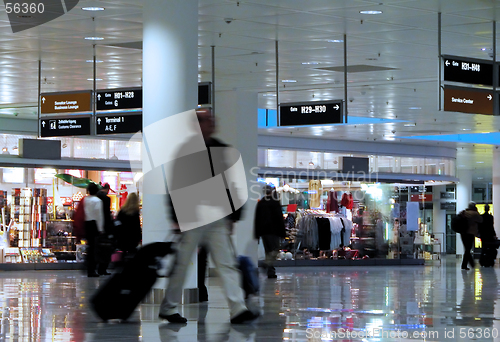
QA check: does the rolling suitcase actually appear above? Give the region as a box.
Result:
[90,242,174,321]
[479,241,499,267]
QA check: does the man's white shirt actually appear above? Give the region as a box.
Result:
[84,195,104,233]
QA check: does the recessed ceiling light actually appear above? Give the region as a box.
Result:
[462,128,471,131]
[481,48,491,51]
[302,62,320,65]
[404,123,416,127]
[476,161,485,164]
[85,37,104,40]
[281,80,297,83]
[82,7,105,11]
[327,39,343,43]
[359,10,383,14]
[87,78,103,81]
[86,60,104,63]
[409,107,421,110]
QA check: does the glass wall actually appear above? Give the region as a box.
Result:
[259,148,456,177]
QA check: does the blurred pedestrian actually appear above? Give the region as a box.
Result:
[254,185,286,278]
[115,192,142,254]
[461,202,483,270]
[84,183,104,277]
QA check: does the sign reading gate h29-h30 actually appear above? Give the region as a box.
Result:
[279,100,343,126]
[443,55,493,86]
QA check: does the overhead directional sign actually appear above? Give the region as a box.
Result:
[443,86,494,115]
[40,91,92,114]
[96,114,142,135]
[40,117,91,137]
[443,55,493,86]
[279,100,343,126]
[96,88,142,111]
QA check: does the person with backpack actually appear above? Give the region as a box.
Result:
[479,204,498,267]
[460,202,483,270]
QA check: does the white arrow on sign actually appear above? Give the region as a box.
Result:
[488,94,493,100]
[445,60,450,66]
[42,97,46,104]
[333,105,339,110]
[97,118,101,124]
[97,94,101,101]
[42,121,45,127]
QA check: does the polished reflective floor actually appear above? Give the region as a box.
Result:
[0,257,499,341]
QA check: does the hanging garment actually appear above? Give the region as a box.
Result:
[308,180,321,208]
[346,193,354,210]
[327,191,339,213]
[316,217,332,250]
[340,192,349,207]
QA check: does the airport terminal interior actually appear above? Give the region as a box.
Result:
[2,0,500,341]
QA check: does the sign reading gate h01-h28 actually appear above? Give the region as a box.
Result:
[96,88,142,111]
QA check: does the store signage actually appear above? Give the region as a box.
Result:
[96,88,142,111]
[410,194,433,202]
[47,197,73,206]
[40,91,92,114]
[40,117,91,137]
[440,192,455,199]
[443,55,493,86]
[443,86,494,115]
[96,114,142,134]
[279,100,343,126]
[441,202,456,211]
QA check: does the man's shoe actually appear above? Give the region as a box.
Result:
[159,313,187,323]
[267,274,278,279]
[230,310,259,324]
[87,273,99,277]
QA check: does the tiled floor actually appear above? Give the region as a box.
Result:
[0,257,499,341]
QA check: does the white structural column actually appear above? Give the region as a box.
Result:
[456,168,473,256]
[493,148,500,236]
[215,90,259,262]
[142,0,198,294]
[432,185,446,255]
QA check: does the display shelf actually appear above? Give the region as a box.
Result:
[10,188,47,247]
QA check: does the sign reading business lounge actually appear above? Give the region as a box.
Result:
[40,117,91,137]
[40,91,92,114]
[279,100,343,126]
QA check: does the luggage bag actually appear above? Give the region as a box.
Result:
[90,242,174,321]
[238,255,259,298]
[479,241,499,267]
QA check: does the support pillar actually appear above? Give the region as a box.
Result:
[215,90,259,263]
[493,148,500,237]
[142,0,198,297]
[456,169,473,256]
[432,185,446,255]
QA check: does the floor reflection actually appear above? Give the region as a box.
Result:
[0,258,498,341]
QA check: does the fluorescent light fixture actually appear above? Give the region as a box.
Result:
[478,177,484,179]
[409,107,421,110]
[82,7,105,11]
[462,128,471,131]
[263,93,277,97]
[327,39,343,43]
[404,123,416,127]
[302,62,320,65]
[476,161,485,163]
[86,60,104,63]
[85,37,104,40]
[281,80,297,83]
[87,78,103,81]
[360,10,383,14]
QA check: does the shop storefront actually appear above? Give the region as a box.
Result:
[257,147,458,265]
[0,133,142,266]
